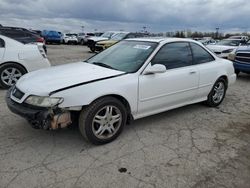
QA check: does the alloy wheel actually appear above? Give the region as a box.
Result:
[1,67,23,86]
[212,82,225,104]
[92,105,122,139]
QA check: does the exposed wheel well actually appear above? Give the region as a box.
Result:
[219,75,228,88]
[0,62,28,73]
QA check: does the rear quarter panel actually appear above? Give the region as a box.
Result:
[196,58,235,99]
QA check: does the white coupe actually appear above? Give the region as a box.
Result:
[0,35,50,88]
[6,38,236,144]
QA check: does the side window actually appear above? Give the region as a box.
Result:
[0,38,5,48]
[126,34,136,39]
[151,42,192,69]
[190,43,215,64]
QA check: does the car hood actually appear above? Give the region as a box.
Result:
[97,40,118,45]
[88,36,109,42]
[236,45,250,52]
[206,45,237,52]
[16,62,125,96]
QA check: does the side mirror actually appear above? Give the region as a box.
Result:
[143,64,166,75]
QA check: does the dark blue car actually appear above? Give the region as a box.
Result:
[229,40,250,75]
[42,30,62,44]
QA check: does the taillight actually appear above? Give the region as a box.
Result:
[37,45,47,58]
[37,37,44,43]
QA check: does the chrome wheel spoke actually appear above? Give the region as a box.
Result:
[111,114,121,124]
[2,75,9,80]
[95,125,105,136]
[14,73,22,78]
[11,68,16,74]
[94,115,105,124]
[107,125,115,134]
[105,106,113,117]
[7,79,13,85]
[3,69,11,75]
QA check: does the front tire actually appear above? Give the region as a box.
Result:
[235,69,240,76]
[206,78,227,107]
[79,97,127,145]
[0,63,26,89]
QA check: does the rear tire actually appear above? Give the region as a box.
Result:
[79,97,127,145]
[235,70,240,76]
[90,47,95,52]
[205,78,227,107]
[0,63,27,89]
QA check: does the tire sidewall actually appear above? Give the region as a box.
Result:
[80,97,127,145]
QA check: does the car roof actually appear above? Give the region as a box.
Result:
[125,37,200,44]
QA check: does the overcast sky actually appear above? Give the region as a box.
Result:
[0,0,250,33]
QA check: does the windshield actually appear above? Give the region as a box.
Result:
[111,33,128,40]
[66,34,76,37]
[216,39,241,46]
[101,32,114,38]
[86,40,158,73]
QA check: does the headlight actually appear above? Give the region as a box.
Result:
[222,49,234,53]
[228,49,237,61]
[25,96,63,107]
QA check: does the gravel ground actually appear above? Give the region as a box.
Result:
[0,44,250,188]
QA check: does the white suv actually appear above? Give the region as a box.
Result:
[0,35,50,88]
[62,33,78,44]
[6,38,236,144]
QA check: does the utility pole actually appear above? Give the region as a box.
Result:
[81,26,84,33]
[216,27,219,39]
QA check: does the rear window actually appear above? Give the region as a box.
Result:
[0,29,38,44]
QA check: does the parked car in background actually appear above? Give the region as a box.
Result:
[0,26,47,53]
[94,32,104,37]
[229,35,249,41]
[206,39,247,58]
[6,38,236,144]
[31,30,42,37]
[77,33,95,45]
[42,30,62,44]
[87,31,120,52]
[62,33,78,44]
[197,38,217,45]
[0,35,50,88]
[228,40,250,75]
[95,32,145,51]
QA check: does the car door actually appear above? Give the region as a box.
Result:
[0,38,5,61]
[138,42,199,116]
[189,42,218,99]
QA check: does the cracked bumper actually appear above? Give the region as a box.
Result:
[6,89,51,129]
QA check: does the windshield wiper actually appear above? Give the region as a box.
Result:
[92,62,118,70]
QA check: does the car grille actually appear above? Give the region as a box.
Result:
[235,52,250,64]
[11,86,24,100]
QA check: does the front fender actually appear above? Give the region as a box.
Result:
[52,74,139,114]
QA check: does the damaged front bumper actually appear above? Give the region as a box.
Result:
[6,89,72,130]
